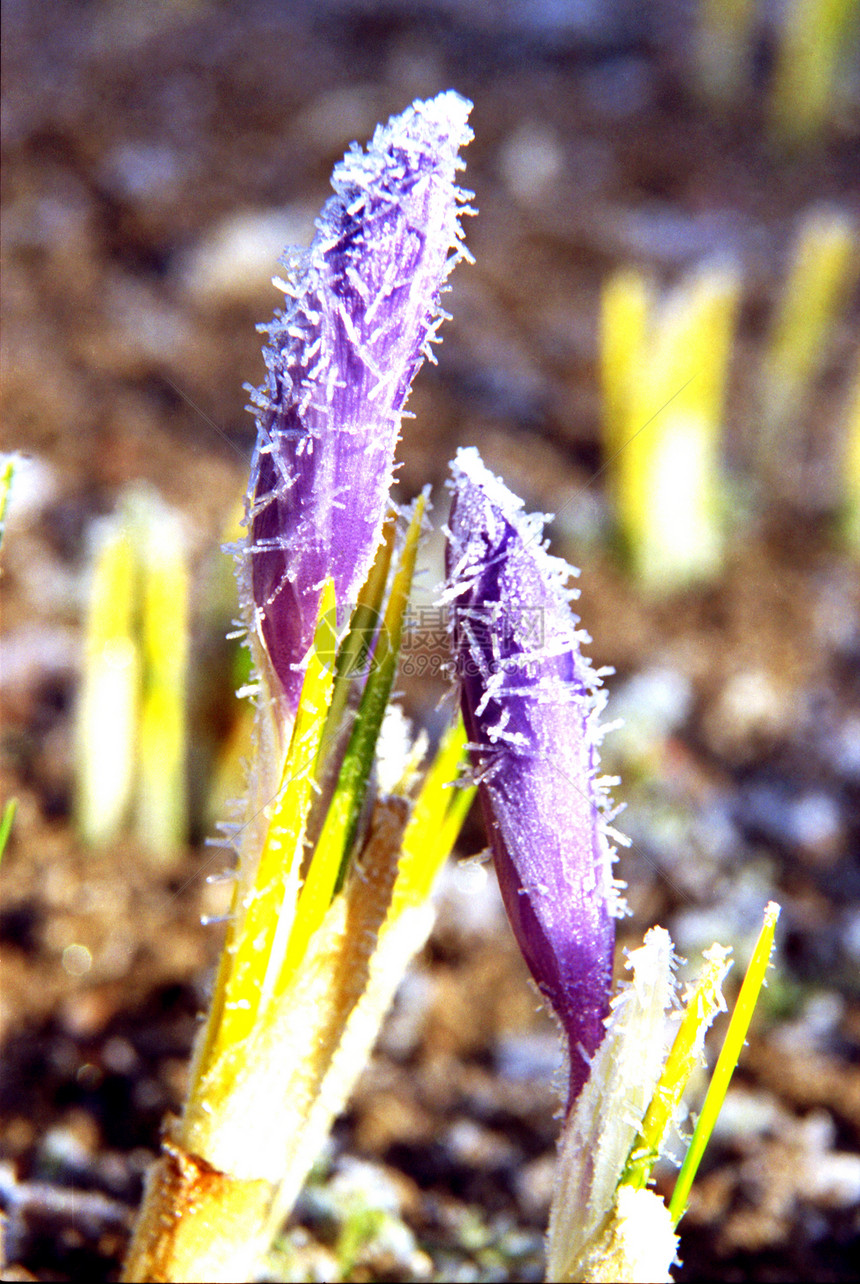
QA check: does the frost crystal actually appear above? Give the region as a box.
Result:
[244,92,473,720]
[444,447,621,1102]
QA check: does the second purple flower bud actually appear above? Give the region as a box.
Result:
[444,447,623,1103]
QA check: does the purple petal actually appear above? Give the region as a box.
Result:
[445,447,619,1103]
[244,92,473,722]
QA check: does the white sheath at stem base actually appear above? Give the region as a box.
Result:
[574,1186,678,1284]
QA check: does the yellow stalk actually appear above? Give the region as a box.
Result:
[126,690,473,1284]
[621,943,733,1191]
[264,796,412,1234]
[266,719,473,1240]
[391,715,474,914]
[669,903,780,1223]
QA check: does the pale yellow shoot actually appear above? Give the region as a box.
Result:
[137,501,190,855]
[608,265,739,589]
[769,0,859,146]
[75,514,140,846]
[645,271,737,588]
[0,453,17,549]
[764,209,857,432]
[601,269,652,477]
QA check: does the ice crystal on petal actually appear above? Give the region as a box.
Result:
[244,92,473,721]
[444,447,622,1102]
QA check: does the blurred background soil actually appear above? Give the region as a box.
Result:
[1,1,859,1280]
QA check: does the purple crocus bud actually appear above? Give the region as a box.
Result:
[444,447,621,1104]
[244,92,473,722]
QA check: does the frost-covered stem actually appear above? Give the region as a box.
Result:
[123,92,473,1284]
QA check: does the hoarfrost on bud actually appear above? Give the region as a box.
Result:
[243,92,474,724]
[444,447,624,1103]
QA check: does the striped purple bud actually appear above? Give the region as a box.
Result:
[244,92,473,721]
[445,448,621,1103]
